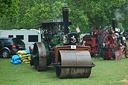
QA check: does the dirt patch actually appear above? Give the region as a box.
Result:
[121,79,128,85]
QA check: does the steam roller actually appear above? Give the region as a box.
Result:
[31,43,94,78]
[30,7,95,79]
[55,45,93,78]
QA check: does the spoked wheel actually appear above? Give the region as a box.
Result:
[32,42,47,71]
[125,50,128,58]
[112,47,122,60]
[122,43,128,58]
[99,34,114,60]
[56,50,92,78]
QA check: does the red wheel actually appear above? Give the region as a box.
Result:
[122,43,128,58]
[112,47,122,60]
[103,35,114,48]
[99,34,114,59]
[125,50,128,58]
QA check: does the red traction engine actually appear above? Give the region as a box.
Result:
[83,19,127,60]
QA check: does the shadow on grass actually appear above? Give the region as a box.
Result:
[30,65,55,73]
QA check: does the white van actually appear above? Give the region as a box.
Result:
[0,29,41,50]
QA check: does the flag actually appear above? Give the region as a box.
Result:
[76,27,80,33]
[68,26,71,30]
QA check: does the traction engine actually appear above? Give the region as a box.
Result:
[83,19,127,60]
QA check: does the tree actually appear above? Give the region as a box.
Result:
[0,0,12,16]
[67,0,126,33]
[0,0,127,32]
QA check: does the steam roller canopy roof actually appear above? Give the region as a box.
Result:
[32,19,72,29]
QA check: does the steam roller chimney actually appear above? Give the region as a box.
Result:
[63,7,69,34]
[112,18,116,31]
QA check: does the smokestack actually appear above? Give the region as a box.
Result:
[112,18,116,31]
[63,7,69,34]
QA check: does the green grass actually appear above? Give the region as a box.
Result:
[0,56,128,85]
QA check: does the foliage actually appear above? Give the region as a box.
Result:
[116,2,128,30]
[0,0,12,16]
[67,0,126,32]
[0,0,127,33]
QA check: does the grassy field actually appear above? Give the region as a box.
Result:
[0,56,128,85]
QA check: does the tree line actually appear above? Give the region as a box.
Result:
[0,0,127,33]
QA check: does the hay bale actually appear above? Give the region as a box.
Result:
[16,50,27,55]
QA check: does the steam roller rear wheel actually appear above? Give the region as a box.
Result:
[56,50,92,78]
[33,42,47,71]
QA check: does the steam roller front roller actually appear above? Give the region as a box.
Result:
[30,42,47,71]
[55,46,95,79]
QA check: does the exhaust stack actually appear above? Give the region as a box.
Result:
[112,18,116,31]
[63,7,69,34]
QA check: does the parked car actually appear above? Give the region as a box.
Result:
[0,38,25,58]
